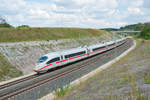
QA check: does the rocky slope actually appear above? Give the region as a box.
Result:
[0,32,121,75]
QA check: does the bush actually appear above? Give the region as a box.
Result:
[0,23,13,28]
[140,26,150,39]
[17,25,30,29]
[0,16,13,28]
[54,85,70,97]
[144,76,150,84]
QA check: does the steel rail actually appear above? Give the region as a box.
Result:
[0,39,132,100]
[0,74,39,90]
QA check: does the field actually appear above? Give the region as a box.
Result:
[0,28,107,42]
[61,39,150,100]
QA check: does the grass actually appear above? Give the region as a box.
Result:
[59,38,150,100]
[54,85,71,98]
[0,28,107,42]
[143,75,150,84]
[119,74,130,85]
[0,53,22,81]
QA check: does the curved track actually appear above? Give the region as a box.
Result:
[0,38,132,100]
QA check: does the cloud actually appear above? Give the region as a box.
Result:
[130,0,143,7]
[127,7,143,15]
[29,9,50,19]
[0,0,149,28]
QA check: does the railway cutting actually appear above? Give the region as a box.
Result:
[0,38,133,100]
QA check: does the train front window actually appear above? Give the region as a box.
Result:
[37,56,48,63]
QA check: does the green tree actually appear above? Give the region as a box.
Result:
[0,16,13,28]
[16,25,30,29]
[140,26,150,39]
[0,23,13,28]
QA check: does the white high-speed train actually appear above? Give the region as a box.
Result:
[33,37,127,73]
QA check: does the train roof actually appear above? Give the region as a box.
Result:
[60,47,86,55]
[44,52,60,58]
[44,47,86,58]
[106,40,115,45]
[42,38,126,58]
[88,40,115,49]
[88,43,106,49]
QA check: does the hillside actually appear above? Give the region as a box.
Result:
[0,28,122,81]
[61,39,150,100]
[101,22,150,31]
[101,28,119,32]
[0,53,22,81]
[0,28,107,42]
[119,22,150,31]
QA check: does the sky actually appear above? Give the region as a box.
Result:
[0,0,150,28]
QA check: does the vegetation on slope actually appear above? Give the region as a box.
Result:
[102,22,150,31]
[0,28,107,42]
[139,26,150,39]
[0,53,22,81]
[16,25,30,29]
[119,23,145,31]
[0,23,13,28]
[61,39,150,100]
[102,22,150,39]
[101,28,119,32]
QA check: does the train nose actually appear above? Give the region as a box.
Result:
[33,65,41,72]
[33,68,40,72]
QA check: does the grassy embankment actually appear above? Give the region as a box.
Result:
[0,28,109,81]
[0,28,107,42]
[59,39,150,100]
[0,53,22,81]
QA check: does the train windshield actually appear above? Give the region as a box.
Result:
[37,56,48,63]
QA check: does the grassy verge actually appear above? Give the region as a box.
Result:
[0,53,22,81]
[0,28,108,42]
[54,85,72,99]
[60,38,150,100]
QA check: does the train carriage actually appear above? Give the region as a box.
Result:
[34,37,127,73]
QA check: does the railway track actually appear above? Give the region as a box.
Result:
[0,38,132,100]
[0,74,38,90]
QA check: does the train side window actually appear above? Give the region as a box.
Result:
[46,57,60,64]
[93,46,104,51]
[65,51,86,59]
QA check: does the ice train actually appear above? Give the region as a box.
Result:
[34,38,127,73]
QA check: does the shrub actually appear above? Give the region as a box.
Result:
[54,85,70,97]
[140,26,150,39]
[16,25,30,29]
[144,76,150,84]
[0,23,13,28]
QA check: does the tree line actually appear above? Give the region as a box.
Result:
[0,16,29,28]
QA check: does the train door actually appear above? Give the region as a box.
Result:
[86,47,90,56]
[60,55,65,65]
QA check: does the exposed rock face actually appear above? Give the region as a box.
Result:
[0,34,120,75]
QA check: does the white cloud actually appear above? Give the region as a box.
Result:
[29,9,50,19]
[0,0,26,11]
[117,22,128,26]
[127,7,143,15]
[0,0,149,28]
[130,0,143,7]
